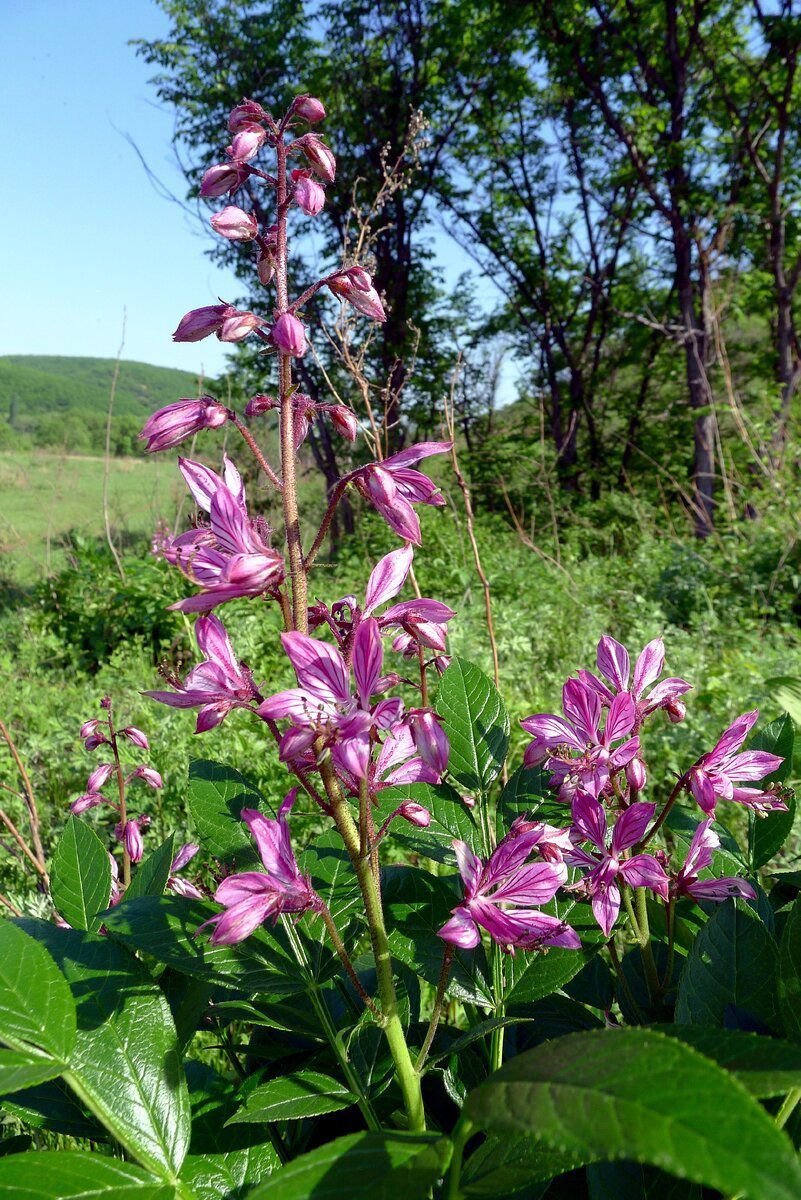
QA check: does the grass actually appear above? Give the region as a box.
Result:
[0,450,182,582]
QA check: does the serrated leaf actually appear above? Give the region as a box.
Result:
[14,920,190,1178]
[1,1077,106,1141]
[179,1143,281,1200]
[123,834,176,903]
[654,1025,801,1096]
[778,894,801,1041]
[299,831,361,957]
[675,901,780,1030]
[0,923,75,1061]
[382,780,481,862]
[666,807,746,875]
[0,1151,171,1198]
[437,658,509,793]
[462,1028,801,1200]
[0,1050,62,1096]
[496,766,566,836]
[247,1132,452,1200]
[188,759,266,863]
[50,816,111,932]
[104,895,305,996]
[502,897,601,1006]
[228,1070,355,1124]
[461,1135,575,1195]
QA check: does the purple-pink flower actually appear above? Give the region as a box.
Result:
[173,303,264,344]
[228,98,271,132]
[521,680,639,802]
[687,710,786,815]
[271,312,307,357]
[673,819,756,903]
[328,268,386,322]
[167,843,203,900]
[294,133,336,181]
[566,794,669,936]
[210,205,259,241]
[291,94,326,123]
[145,613,261,733]
[163,456,284,612]
[202,793,322,945]
[199,162,251,198]
[140,397,229,453]
[292,169,325,216]
[579,636,691,726]
[438,835,580,954]
[344,442,451,545]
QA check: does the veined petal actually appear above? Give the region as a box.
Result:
[438,907,480,949]
[281,631,349,703]
[619,854,669,898]
[591,882,621,937]
[207,893,279,945]
[597,636,630,691]
[611,802,656,855]
[520,713,585,752]
[352,618,383,707]
[632,638,665,697]
[364,544,414,614]
[562,679,601,741]
[453,840,483,896]
[571,793,608,851]
[687,876,756,902]
[492,861,567,906]
[723,750,783,782]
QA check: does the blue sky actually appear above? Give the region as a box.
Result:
[1,0,240,375]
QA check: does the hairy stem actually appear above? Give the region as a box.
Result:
[108,710,131,889]
[637,772,689,851]
[318,900,381,1018]
[634,886,660,1002]
[304,479,348,571]
[230,413,283,492]
[416,944,454,1072]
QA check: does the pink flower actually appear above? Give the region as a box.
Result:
[328,268,386,322]
[344,442,451,545]
[271,312,307,357]
[144,613,261,733]
[119,727,149,750]
[202,793,322,945]
[128,765,163,790]
[329,406,359,440]
[566,795,669,936]
[673,818,756,903]
[172,304,264,344]
[86,762,114,793]
[579,636,691,726]
[167,843,203,899]
[70,792,106,815]
[291,168,325,216]
[140,397,229,452]
[210,205,259,241]
[80,718,109,750]
[521,680,640,801]
[258,619,404,779]
[163,456,284,612]
[199,163,251,198]
[687,710,786,815]
[120,818,145,864]
[295,133,336,181]
[438,835,580,954]
[292,95,326,123]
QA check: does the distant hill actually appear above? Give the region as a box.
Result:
[0,356,214,456]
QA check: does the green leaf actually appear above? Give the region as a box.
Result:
[666,807,746,875]
[381,780,481,862]
[675,901,780,1030]
[496,766,566,836]
[502,898,601,1006]
[103,895,305,996]
[123,834,176,902]
[655,1025,801,1096]
[49,816,111,933]
[247,1132,453,1200]
[587,1162,701,1199]
[299,830,362,937]
[778,894,801,1042]
[188,758,266,863]
[0,923,76,1061]
[750,714,795,869]
[462,1028,801,1200]
[180,1143,281,1200]
[437,658,509,793]
[227,1070,356,1124]
[461,1135,574,1195]
[0,1050,62,1096]
[14,920,190,1179]
[1,1077,106,1141]
[383,866,494,1007]
[0,1151,172,1198]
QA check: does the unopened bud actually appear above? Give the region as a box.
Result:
[292,95,326,123]
[398,802,431,827]
[271,312,307,357]
[295,133,336,182]
[227,124,267,162]
[626,758,647,792]
[199,162,250,198]
[245,393,278,417]
[211,205,258,241]
[228,98,269,132]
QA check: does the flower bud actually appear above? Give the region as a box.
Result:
[173,304,230,342]
[219,309,264,342]
[199,163,250,198]
[295,133,336,182]
[86,762,114,793]
[130,765,163,789]
[328,270,386,322]
[398,801,431,827]
[171,843,200,873]
[257,251,276,285]
[291,168,325,216]
[227,124,267,162]
[80,719,104,740]
[70,793,105,815]
[120,726,149,750]
[329,405,359,440]
[626,757,647,792]
[245,393,278,417]
[210,205,258,241]
[666,699,686,724]
[140,396,229,452]
[271,312,307,357]
[408,709,449,775]
[228,98,269,132]
[121,819,144,863]
[292,95,326,123]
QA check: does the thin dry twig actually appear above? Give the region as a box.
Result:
[0,718,47,882]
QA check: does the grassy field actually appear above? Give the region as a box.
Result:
[0,450,181,582]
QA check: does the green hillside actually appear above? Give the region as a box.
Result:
[0,356,214,456]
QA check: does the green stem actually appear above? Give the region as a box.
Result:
[415,944,454,1073]
[608,937,644,1023]
[445,1117,475,1200]
[634,887,660,1002]
[282,917,380,1131]
[489,946,505,1072]
[622,885,642,941]
[776,1086,801,1130]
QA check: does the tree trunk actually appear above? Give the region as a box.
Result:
[674,228,716,537]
